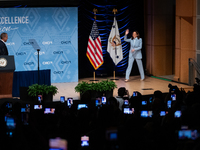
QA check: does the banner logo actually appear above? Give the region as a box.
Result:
[53,71,64,74]
[34,51,45,55]
[23,42,34,45]
[61,41,71,44]
[61,61,71,64]
[16,52,26,56]
[24,62,34,65]
[42,41,52,45]
[42,61,53,65]
[53,51,63,54]
[6,42,15,46]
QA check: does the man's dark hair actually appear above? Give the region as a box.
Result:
[1,33,7,39]
[118,87,126,97]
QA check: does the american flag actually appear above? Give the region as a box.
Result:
[86,21,103,70]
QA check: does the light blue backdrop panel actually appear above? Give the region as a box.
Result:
[0,7,78,83]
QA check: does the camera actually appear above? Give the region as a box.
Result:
[21,103,30,113]
[133,92,137,97]
[171,94,176,101]
[67,98,73,107]
[160,111,168,116]
[102,96,106,105]
[5,115,16,137]
[34,105,43,109]
[106,129,118,141]
[96,97,102,107]
[38,95,43,103]
[44,108,55,114]
[81,135,89,147]
[60,96,65,103]
[142,101,147,105]
[123,108,134,114]
[124,100,129,105]
[6,102,12,109]
[167,100,171,109]
[140,110,153,118]
[77,104,88,110]
[174,110,181,118]
[49,138,67,150]
[178,130,199,140]
[149,97,153,103]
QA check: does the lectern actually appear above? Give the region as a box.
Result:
[0,56,15,98]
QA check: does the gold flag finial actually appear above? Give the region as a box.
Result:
[112,8,118,14]
[93,8,98,20]
[93,8,98,14]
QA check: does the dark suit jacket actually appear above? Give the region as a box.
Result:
[0,40,8,55]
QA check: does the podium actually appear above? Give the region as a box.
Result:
[0,56,15,98]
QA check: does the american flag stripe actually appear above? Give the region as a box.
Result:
[87,51,97,68]
[87,45,99,69]
[94,37,103,61]
[87,41,99,68]
[86,21,103,70]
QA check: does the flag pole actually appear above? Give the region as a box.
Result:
[90,8,99,82]
[111,8,119,81]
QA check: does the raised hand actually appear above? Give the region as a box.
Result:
[125,29,129,35]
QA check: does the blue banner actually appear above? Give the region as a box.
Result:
[0,7,78,83]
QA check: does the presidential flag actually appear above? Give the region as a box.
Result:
[86,21,103,70]
[107,17,123,65]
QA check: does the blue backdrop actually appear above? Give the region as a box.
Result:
[0,7,78,83]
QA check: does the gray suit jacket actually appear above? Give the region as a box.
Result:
[124,35,142,59]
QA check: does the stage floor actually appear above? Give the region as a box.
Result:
[52,76,193,101]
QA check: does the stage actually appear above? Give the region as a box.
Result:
[52,76,193,101]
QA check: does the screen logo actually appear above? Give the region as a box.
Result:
[24,62,34,65]
[53,51,63,54]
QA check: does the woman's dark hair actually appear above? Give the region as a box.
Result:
[131,31,140,40]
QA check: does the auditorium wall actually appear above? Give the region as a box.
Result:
[145,0,199,84]
[174,0,197,83]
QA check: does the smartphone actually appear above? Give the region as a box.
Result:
[167,100,171,109]
[38,95,43,102]
[102,96,106,105]
[21,104,31,113]
[6,102,12,109]
[34,105,43,109]
[67,98,73,107]
[174,110,181,118]
[77,104,88,110]
[178,130,198,140]
[81,136,89,147]
[49,138,67,150]
[21,108,30,113]
[44,108,55,114]
[160,111,168,116]
[133,92,137,97]
[5,116,16,137]
[123,108,134,114]
[96,98,102,107]
[171,94,176,101]
[149,97,153,103]
[106,129,118,141]
[140,110,153,118]
[60,96,65,103]
[124,100,129,105]
[142,101,147,105]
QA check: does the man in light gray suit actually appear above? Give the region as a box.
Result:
[124,29,145,81]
